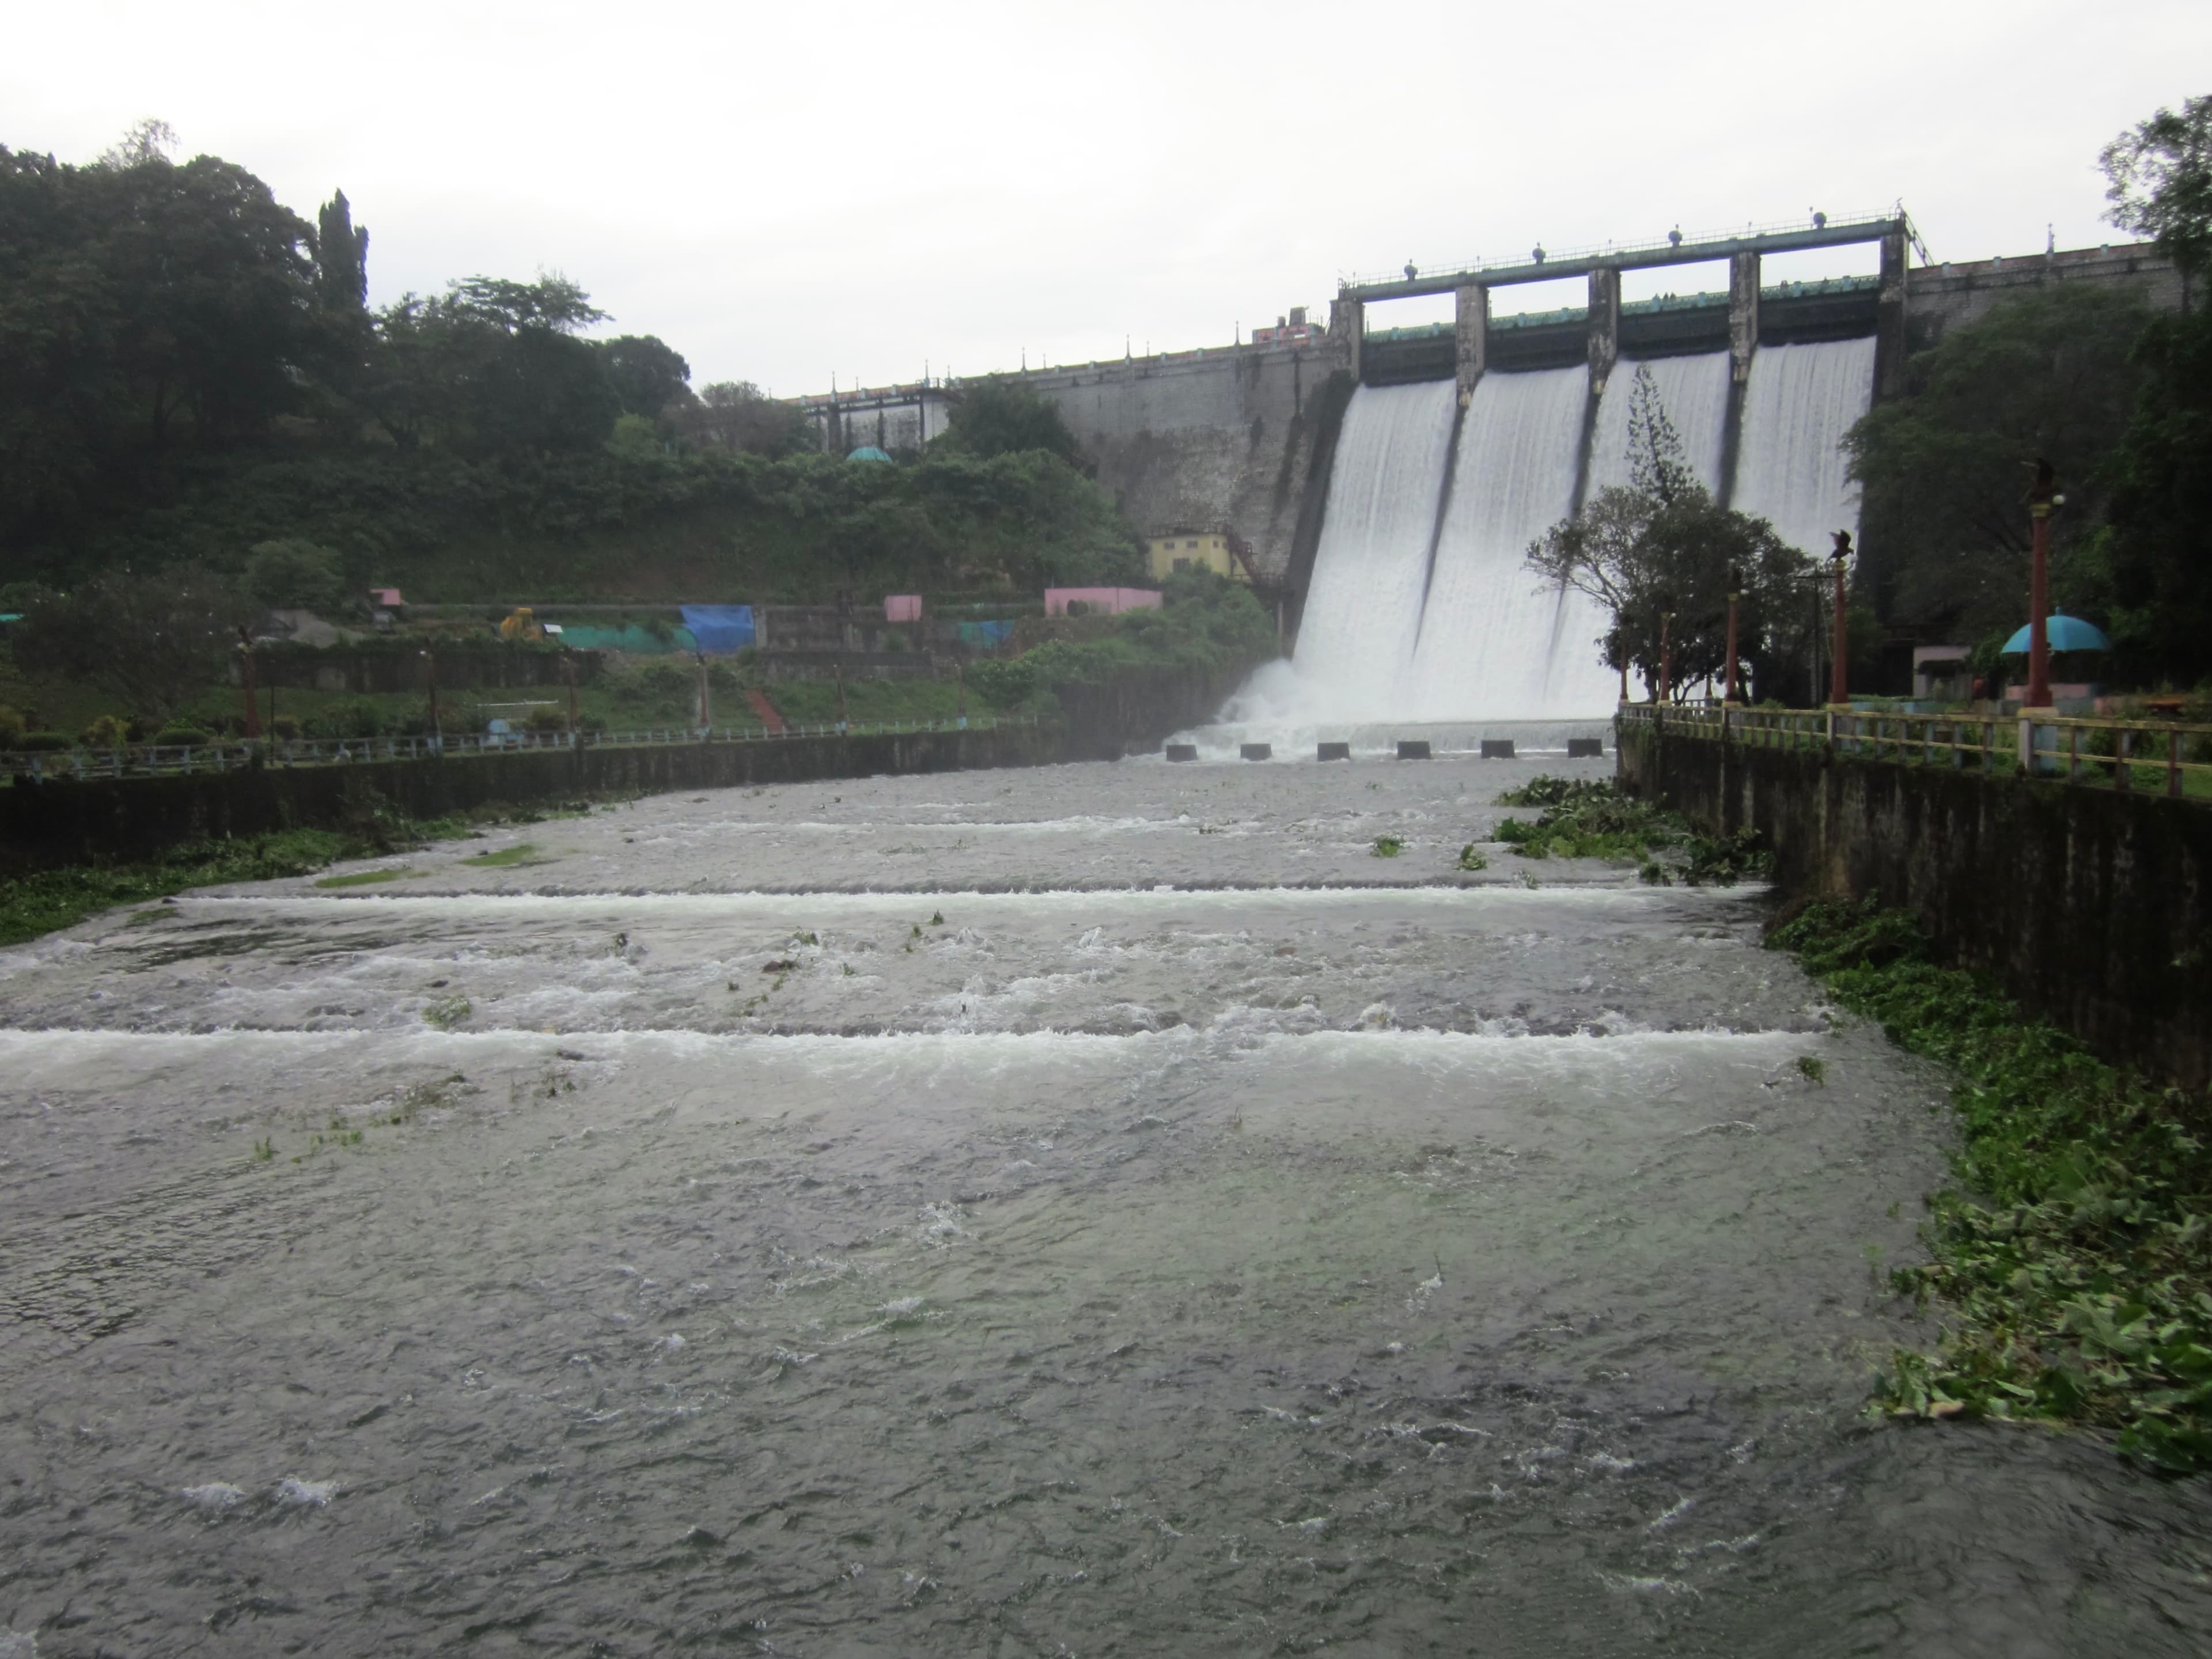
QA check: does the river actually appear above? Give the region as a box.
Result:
[2,751,2208,1656]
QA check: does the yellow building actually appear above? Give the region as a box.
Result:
[1146,528,1251,584]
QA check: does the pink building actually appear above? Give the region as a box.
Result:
[884,595,922,623]
[1043,588,1161,618]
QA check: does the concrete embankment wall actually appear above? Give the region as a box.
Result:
[1,727,1055,869]
[1025,348,1350,584]
[0,661,1257,870]
[1619,723,2212,1089]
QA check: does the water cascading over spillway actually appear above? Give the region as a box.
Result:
[1236,339,1874,736]
[1287,380,1460,717]
[1405,365,1607,719]
[1730,338,1878,561]
[1584,351,1733,496]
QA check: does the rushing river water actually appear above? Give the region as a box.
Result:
[3,752,2210,1656]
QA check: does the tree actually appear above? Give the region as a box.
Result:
[2101,96,2212,279]
[358,275,620,456]
[243,539,346,612]
[1528,367,1811,699]
[96,118,176,170]
[679,380,809,455]
[2092,307,2212,685]
[938,378,1082,463]
[312,189,369,313]
[12,566,253,721]
[594,334,692,417]
[1845,284,2149,646]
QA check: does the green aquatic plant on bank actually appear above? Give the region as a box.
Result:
[1490,776,1773,886]
[0,798,561,945]
[1371,836,1404,858]
[1770,897,2212,1471]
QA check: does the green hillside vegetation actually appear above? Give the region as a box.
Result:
[1,125,1142,613]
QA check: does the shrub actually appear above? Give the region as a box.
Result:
[79,714,129,748]
[10,732,71,752]
[154,726,213,747]
[968,658,1038,707]
[0,705,22,744]
[269,714,302,740]
[305,699,384,739]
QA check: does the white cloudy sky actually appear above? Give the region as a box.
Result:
[9,1,2205,395]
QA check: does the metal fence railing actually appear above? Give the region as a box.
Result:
[1619,703,2212,802]
[1,715,1038,787]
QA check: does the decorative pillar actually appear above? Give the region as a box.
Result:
[1454,283,1488,406]
[1586,267,1620,397]
[1728,251,1760,385]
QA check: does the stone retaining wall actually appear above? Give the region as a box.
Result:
[1619,720,2212,1088]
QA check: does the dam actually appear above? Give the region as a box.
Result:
[805,219,2184,723]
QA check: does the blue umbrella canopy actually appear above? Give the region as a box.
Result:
[2000,614,2110,654]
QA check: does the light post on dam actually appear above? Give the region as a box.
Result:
[1828,532,1853,706]
[2025,458,2059,709]
[1722,567,1742,706]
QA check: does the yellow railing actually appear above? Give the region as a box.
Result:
[1618,703,2212,802]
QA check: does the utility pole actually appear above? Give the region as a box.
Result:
[696,651,711,734]
[835,660,849,733]
[956,662,968,730]
[2025,459,2058,709]
[422,649,439,746]
[1722,568,1742,704]
[1657,606,1675,705]
[564,652,579,738]
[1828,532,1853,705]
[236,628,262,740]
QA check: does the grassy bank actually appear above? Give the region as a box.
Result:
[0,801,586,946]
[1770,899,2212,1471]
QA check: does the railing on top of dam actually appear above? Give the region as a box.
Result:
[1,715,1041,787]
[1618,702,2212,802]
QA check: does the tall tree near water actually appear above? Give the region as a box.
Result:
[1527,366,1809,699]
[1844,285,2149,648]
[2094,94,2212,685]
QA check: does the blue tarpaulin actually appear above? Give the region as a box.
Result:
[956,619,1014,649]
[680,605,756,654]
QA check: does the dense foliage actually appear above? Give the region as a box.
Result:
[1842,96,2212,691]
[1771,899,2212,1471]
[0,127,1142,610]
[1846,285,2150,651]
[1528,368,1814,699]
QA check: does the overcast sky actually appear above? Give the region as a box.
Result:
[10,1,2206,396]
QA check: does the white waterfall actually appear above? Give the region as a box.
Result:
[1585,351,1733,495]
[1207,338,1876,751]
[1405,366,1611,719]
[1284,380,1461,719]
[1730,338,1877,558]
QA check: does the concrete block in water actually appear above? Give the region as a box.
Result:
[1396,740,1431,760]
[1166,744,1199,762]
[1567,737,1604,757]
[1317,742,1351,761]
[1240,743,1273,762]
[1479,739,1516,759]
